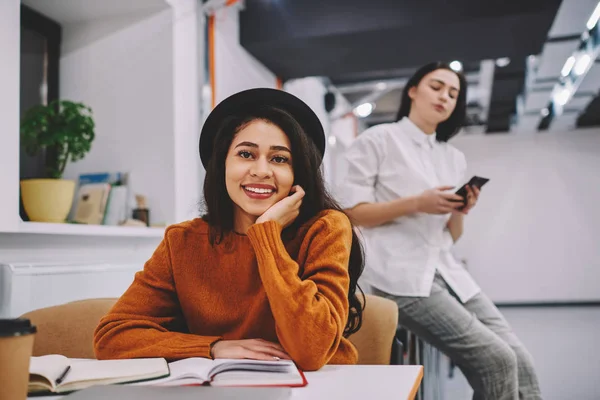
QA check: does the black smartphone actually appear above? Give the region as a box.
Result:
[454,176,489,210]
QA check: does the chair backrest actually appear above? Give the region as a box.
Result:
[20,298,118,359]
[348,294,399,365]
[21,295,399,363]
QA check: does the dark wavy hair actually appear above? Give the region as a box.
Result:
[202,105,365,337]
[396,61,468,142]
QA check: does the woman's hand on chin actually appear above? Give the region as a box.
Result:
[255,185,305,228]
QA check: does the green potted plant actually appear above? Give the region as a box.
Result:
[20,100,95,223]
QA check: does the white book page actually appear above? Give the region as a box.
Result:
[29,354,70,389]
[147,377,204,387]
[130,358,301,387]
[209,359,302,386]
[62,358,168,386]
[211,369,304,387]
[209,359,295,377]
[131,357,215,386]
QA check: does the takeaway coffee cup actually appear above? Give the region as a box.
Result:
[0,319,37,400]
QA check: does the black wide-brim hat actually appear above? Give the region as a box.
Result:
[199,88,326,168]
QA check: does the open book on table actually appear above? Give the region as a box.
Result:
[28,355,169,395]
[133,358,307,388]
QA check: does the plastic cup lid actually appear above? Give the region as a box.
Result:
[0,318,37,337]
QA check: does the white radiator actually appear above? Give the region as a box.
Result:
[0,262,142,318]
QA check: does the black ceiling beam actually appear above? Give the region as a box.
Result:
[485,57,527,133]
[238,0,562,132]
[529,86,554,93]
[576,90,600,127]
[535,77,560,84]
[240,0,561,81]
[546,34,582,43]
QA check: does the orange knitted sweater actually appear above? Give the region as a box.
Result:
[93,209,358,371]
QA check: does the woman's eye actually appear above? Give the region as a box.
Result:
[430,86,441,91]
[238,150,253,159]
[272,156,289,164]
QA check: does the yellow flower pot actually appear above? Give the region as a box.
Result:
[20,179,76,223]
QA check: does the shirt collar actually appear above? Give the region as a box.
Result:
[399,117,436,148]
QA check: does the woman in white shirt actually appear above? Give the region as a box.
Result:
[342,62,541,400]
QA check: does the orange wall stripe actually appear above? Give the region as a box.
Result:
[208,15,216,109]
[225,0,239,6]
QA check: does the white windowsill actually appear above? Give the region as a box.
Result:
[17,221,165,238]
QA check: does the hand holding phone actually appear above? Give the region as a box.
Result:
[417,186,465,215]
[454,176,489,211]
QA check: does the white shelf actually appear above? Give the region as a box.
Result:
[18,221,165,238]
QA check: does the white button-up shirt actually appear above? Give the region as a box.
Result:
[340,117,480,303]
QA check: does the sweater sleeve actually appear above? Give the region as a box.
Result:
[246,211,355,371]
[93,228,221,361]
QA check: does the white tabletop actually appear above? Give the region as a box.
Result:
[293,365,423,399]
[30,365,423,400]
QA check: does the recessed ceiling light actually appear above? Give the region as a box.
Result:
[449,60,462,72]
[587,2,600,30]
[354,103,374,118]
[574,54,592,75]
[555,87,571,106]
[495,57,510,67]
[561,56,576,77]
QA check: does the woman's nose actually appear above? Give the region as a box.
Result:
[250,157,273,178]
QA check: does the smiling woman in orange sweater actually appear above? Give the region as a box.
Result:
[93,89,365,371]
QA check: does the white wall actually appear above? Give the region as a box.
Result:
[504,306,600,400]
[329,124,600,303]
[443,306,600,400]
[0,0,21,230]
[61,10,176,226]
[0,233,160,318]
[0,1,205,317]
[214,6,277,104]
[284,79,364,194]
[284,77,333,184]
[328,114,357,197]
[61,10,166,55]
[451,129,600,303]
[170,0,205,222]
[327,91,357,196]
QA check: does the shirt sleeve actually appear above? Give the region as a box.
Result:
[454,147,468,183]
[93,228,221,361]
[339,129,384,209]
[246,211,356,371]
[443,147,468,249]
